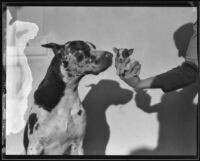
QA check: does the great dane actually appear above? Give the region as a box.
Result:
[23,40,113,155]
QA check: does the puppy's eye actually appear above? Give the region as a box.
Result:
[122,51,129,58]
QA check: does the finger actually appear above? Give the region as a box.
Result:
[126,67,140,78]
[132,64,141,75]
[135,64,141,75]
[124,58,131,66]
[127,62,140,75]
[129,61,140,71]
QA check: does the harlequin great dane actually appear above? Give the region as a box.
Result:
[23,40,113,155]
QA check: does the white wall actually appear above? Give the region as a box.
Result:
[6,6,198,155]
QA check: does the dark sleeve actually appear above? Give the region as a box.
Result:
[151,62,198,93]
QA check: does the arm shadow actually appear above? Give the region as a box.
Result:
[130,82,198,155]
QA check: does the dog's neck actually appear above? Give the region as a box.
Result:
[34,63,84,112]
[60,64,85,92]
[55,84,80,114]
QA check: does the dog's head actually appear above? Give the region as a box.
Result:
[41,41,113,83]
[113,47,134,64]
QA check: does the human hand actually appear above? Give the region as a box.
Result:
[123,59,141,79]
[119,58,141,89]
[121,75,141,90]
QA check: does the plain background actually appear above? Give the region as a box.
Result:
[6,6,198,155]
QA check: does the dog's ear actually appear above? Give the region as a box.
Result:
[41,43,64,55]
[113,47,119,54]
[128,48,134,55]
[88,42,96,50]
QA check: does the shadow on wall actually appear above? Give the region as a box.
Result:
[130,83,198,155]
[173,23,194,58]
[130,23,198,155]
[82,79,133,155]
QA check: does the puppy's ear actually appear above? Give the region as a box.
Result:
[113,47,119,54]
[41,43,63,55]
[128,48,134,55]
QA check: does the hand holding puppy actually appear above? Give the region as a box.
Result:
[113,47,141,90]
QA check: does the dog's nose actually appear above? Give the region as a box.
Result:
[104,51,113,58]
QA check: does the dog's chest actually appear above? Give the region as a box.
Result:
[47,106,86,142]
[31,89,86,144]
[51,89,86,133]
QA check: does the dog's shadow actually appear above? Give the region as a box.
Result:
[82,79,133,155]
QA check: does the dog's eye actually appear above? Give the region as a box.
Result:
[63,61,69,68]
[74,51,84,62]
[77,54,84,62]
[89,55,96,63]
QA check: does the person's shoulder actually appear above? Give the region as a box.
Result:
[183,61,198,70]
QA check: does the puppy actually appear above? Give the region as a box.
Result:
[113,47,141,79]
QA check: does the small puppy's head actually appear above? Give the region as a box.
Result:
[113,47,134,63]
[41,41,113,82]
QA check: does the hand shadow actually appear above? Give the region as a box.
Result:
[130,81,198,155]
[82,79,133,155]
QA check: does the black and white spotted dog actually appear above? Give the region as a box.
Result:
[23,41,113,155]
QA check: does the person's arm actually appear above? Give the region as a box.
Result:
[150,62,198,92]
[122,75,156,90]
[123,61,198,92]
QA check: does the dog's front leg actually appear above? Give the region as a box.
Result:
[63,141,84,155]
[77,141,84,155]
[27,141,45,155]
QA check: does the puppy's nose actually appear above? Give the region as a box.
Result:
[119,59,123,63]
[104,51,113,58]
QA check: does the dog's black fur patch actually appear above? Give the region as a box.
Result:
[88,42,96,49]
[68,41,91,58]
[63,60,69,68]
[64,144,73,154]
[29,113,38,134]
[35,123,39,130]
[74,52,84,62]
[40,149,45,155]
[122,49,130,58]
[78,110,82,116]
[34,55,66,112]
[68,72,73,77]
[23,123,29,153]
